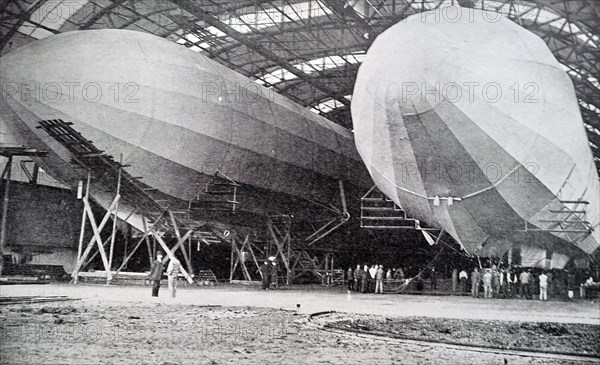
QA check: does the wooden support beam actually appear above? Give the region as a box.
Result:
[229,238,235,282]
[0,156,12,270]
[243,235,262,279]
[150,228,193,283]
[142,217,154,266]
[82,197,114,284]
[108,154,123,271]
[71,195,120,283]
[81,236,112,270]
[231,235,252,281]
[115,230,153,275]
[163,230,194,262]
[169,211,194,276]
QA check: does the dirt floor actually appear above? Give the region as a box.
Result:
[325,313,600,356]
[1,284,599,364]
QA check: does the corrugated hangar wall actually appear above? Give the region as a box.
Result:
[1,181,80,250]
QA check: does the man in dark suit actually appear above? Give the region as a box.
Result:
[353,264,361,291]
[346,266,354,291]
[149,251,164,297]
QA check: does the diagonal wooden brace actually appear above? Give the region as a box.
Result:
[71,195,120,282]
[151,229,194,284]
[83,197,114,282]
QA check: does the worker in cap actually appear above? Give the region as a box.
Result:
[149,251,164,297]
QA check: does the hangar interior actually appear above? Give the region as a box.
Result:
[0,0,599,285]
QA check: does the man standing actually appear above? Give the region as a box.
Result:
[506,267,517,298]
[369,264,377,292]
[459,269,468,293]
[353,264,361,291]
[166,256,181,298]
[346,266,354,291]
[361,265,369,293]
[492,267,501,298]
[430,267,437,290]
[375,265,384,294]
[483,269,493,299]
[471,268,480,298]
[499,268,508,298]
[149,251,164,297]
[259,261,271,290]
[539,271,548,301]
[270,261,279,289]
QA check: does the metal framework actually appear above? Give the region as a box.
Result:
[1,0,598,172]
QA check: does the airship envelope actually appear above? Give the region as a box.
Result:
[0,29,372,231]
[352,6,599,266]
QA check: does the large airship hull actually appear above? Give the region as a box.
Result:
[0,29,372,231]
[351,6,599,267]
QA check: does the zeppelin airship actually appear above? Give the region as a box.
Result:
[352,6,600,268]
[0,29,373,233]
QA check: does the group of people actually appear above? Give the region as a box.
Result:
[259,259,280,290]
[148,251,182,298]
[346,265,406,294]
[466,266,549,300]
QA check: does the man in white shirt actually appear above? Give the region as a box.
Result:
[375,265,385,294]
[459,270,468,293]
[538,271,548,301]
[482,269,493,299]
[369,264,377,292]
[166,257,182,298]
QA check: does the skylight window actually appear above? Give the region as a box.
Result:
[259,53,366,85]
[185,33,200,43]
[562,64,600,90]
[222,1,332,33]
[312,95,352,113]
[584,123,600,136]
[581,102,600,114]
[479,0,597,48]
[18,0,89,39]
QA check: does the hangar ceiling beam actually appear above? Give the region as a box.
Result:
[79,0,127,30]
[0,0,50,51]
[173,0,350,107]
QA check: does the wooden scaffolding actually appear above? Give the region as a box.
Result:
[36,119,206,285]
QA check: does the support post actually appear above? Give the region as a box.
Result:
[71,195,120,283]
[115,211,168,275]
[76,174,90,262]
[229,236,236,282]
[168,211,194,277]
[142,217,153,266]
[108,154,123,274]
[82,197,114,284]
[0,156,12,276]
